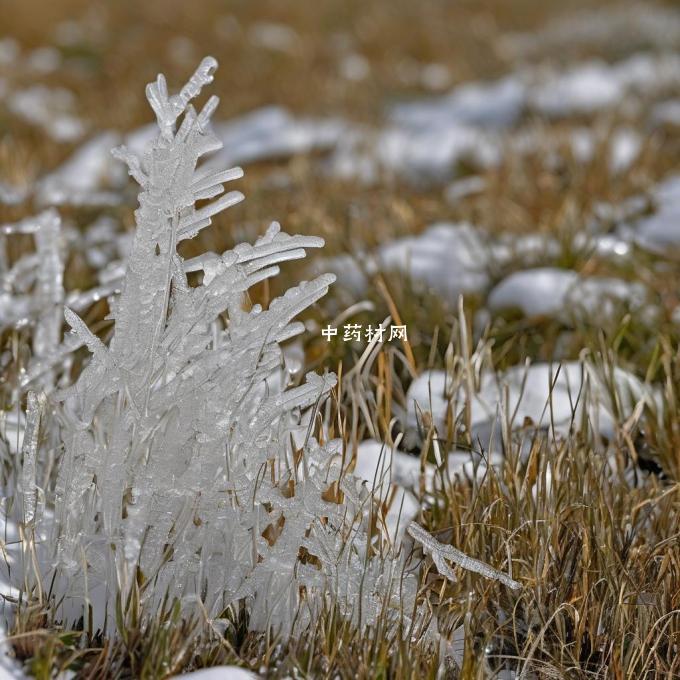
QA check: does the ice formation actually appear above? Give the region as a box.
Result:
[1,57,520,645]
[407,523,520,590]
[47,56,343,636]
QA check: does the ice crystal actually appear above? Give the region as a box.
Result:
[20,391,46,525]
[407,523,520,590]
[41,57,395,637]
[13,57,520,642]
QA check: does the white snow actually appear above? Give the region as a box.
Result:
[487,268,646,322]
[652,99,680,126]
[609,128,641,175]
[373,124,499,183]
[0,183,28,206]
[8,86,86,142]
[37,132,123,206]
[391,76,526,130]
[532,62,624,116]
[533,53,680,118]
[0,629,23,680]
[339,53,370,82]
[445,176,486,203]
[128,107,348,169]
[26,47,61,74]
[490,234,561,268]
[574,233,632,259]
[488,268,578,318]
[216,107,347,166]
[566,276,647,322]
[0,513,22,679]
[406,361,658,448]
[312,254,373,297]
[378,222,489,299]
[354,439,422,540]
[355,439,424,491]
[570,128,596,163]
[634,175,680,252]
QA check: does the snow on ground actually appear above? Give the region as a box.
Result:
[353,439,505,539]
[7,85,85,141]
[37,131,123,206]
[215,107,347,166]
[490,233,561,268]
[354,439,422,541]
[390,52,680,132]
[488,268,579,318]
[319,226,648,325]
[391,76,526,130]
[1,514,22,680]
[487,268,648,322]
[328,51,678,183]
[445,175,486,203]
[405,361,659,448]
[312,253,372,297]
[652,99,680,126]
[0,181,29,205]
[377,222,489,299]
[532,53,680,117]
[18,47,679,204]
[608,128,642,175]
[33,107,348,207]
[632,175,680,252]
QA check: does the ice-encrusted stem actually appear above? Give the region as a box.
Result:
[41,55,505,646]
[21,391,46,525]
[407,522,520,590]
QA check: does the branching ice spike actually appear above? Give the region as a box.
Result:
[407,523,520,590]
[64,307,113,368]
[146,56,218,137]
[110,146,148,188]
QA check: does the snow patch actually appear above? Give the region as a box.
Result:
[378,223,489,299]
[634,175,680,252]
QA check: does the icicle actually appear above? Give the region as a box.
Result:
[176,190,245,240]
[21,391,46,525]
[33,209,64,361]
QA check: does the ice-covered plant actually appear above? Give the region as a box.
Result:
[13,57,519,646]
[0,209,64,367]
[34,57,404,638]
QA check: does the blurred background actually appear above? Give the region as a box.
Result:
[1,0,680,368]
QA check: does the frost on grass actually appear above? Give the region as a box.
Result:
[407,523,520,590]
[2,58,522,651]
[48,56,336,636]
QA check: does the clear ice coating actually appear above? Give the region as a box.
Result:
[20,57,520,641]
[407,523,520,590]
[46,56,380,636]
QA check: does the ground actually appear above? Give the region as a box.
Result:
[1,0,680,678]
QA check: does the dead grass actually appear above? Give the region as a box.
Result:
[2,0,680,677]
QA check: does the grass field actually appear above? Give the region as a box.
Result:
[1,1,680,677]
